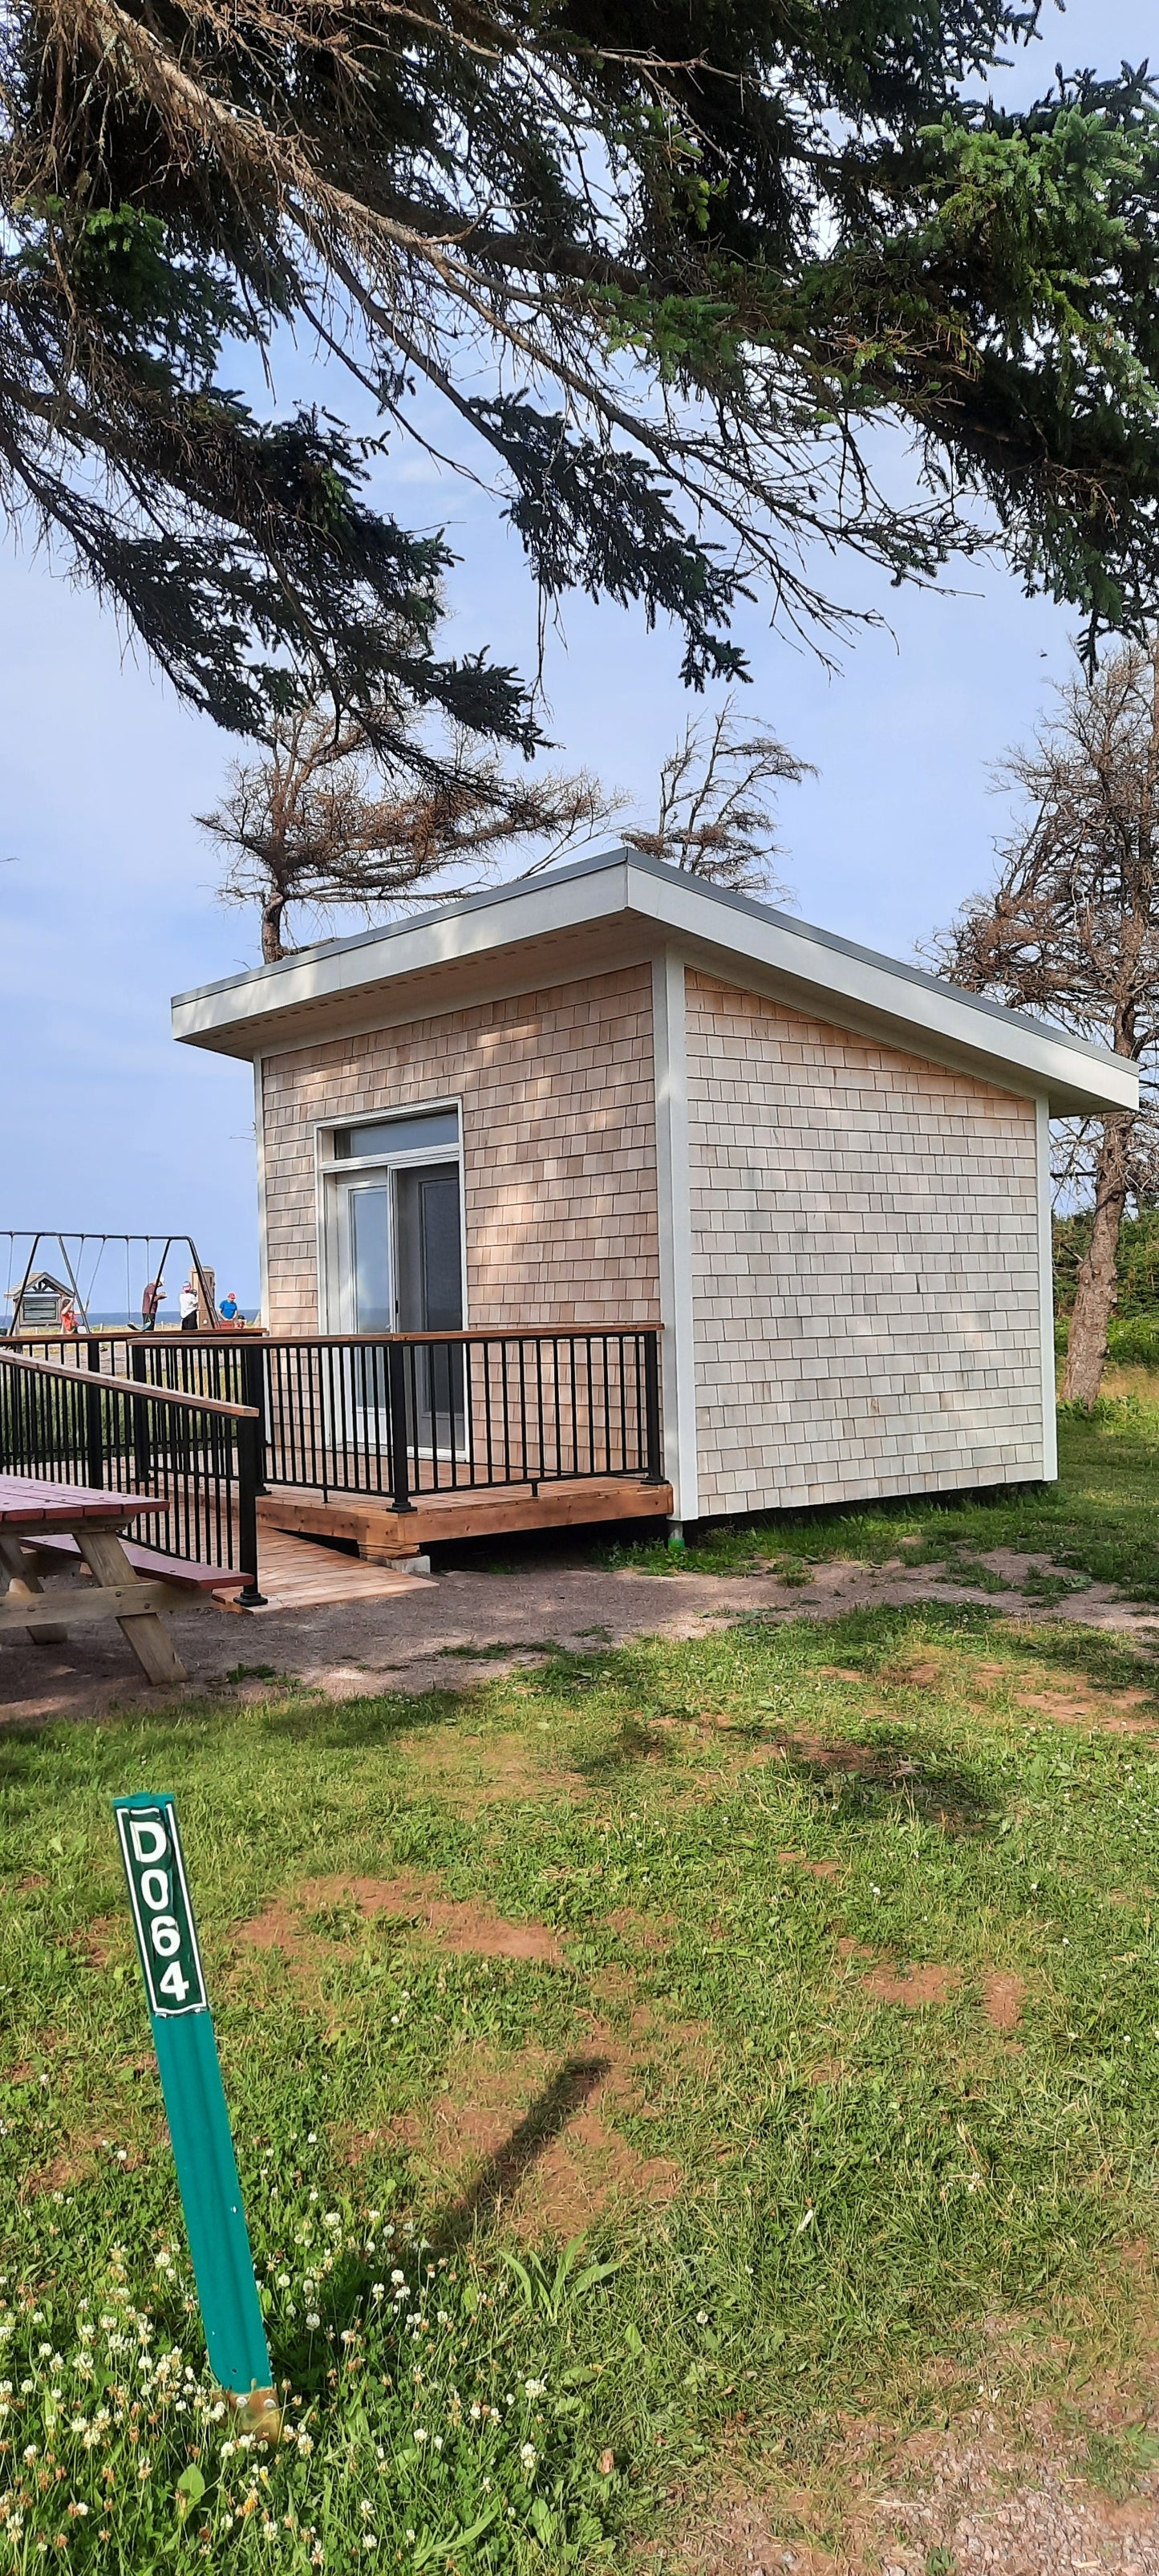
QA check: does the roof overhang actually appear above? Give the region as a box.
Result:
[172,847,1137,1119]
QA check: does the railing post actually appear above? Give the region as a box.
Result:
[387,1339,412,1512]
[85,1337,104,1489]
[240,1341,268,1493]
[642,1331,663,1483]
[236,1410,267,1607]
[130,1341,150,1493]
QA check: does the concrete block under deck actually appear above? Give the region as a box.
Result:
[257,1477,673,1560]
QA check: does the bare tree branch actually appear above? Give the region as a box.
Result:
[199,705,618,959]
[929,638,1159,1403]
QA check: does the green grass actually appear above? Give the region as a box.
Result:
[599,1392,1159,1598]
[6,1599,1159,2568]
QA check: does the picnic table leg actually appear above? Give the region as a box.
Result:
[0,1532,68,1647]
[74,1528,188,1686]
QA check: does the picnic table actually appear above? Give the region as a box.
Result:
[0,1475,188,1684]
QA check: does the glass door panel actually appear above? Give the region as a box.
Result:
[351,1187,392,1332]
[394,1164,464,1450]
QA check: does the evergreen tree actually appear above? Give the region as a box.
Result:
[6,5,1159,755]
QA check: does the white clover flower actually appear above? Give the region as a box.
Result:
[520,2442,537,2472]
[306,2314,321,2332]
[696,2310,709,2326]
[390,2270,405,2286]
[371,2286,384,2302]
[277,2276,291,2291]
[414,2428,427,2444]
[523,2379,545,2400]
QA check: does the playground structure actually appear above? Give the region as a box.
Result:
[2,1233,225,1337]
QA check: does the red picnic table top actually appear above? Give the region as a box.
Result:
[0,1476,166,1529]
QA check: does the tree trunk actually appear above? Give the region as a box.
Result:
[1061,1112,1132,1405]
[261,895,286,962]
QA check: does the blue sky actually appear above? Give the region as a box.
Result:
[0,0,1153,1310]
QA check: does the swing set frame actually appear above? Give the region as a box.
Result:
[2,1233,222,1337]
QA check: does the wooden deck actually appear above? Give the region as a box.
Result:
[257,1475,673,1561]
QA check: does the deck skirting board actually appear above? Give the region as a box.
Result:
[257,1478,673,1552]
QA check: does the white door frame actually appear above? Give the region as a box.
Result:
[314,1103,466,1335]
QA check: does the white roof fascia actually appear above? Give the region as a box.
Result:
[171,846,1137,1118]
[172,858,634,1049]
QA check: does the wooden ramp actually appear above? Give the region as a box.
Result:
[257,1475,673,1562]
[219,1524,434,1612]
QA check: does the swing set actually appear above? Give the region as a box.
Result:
[2,1233,224,1336]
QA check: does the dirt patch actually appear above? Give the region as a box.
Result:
[22,2142,100,2198]
[879,1657,946,1690]
[605,1906,679,1943]
[650,2497,838,2574]
[370,2032,682,2242]
[399,1726,586,1813]
[817,1666,865,1683]
[234,1871,566,1987]
[969,1661,1015,1691]
[983,1969,1027,2030]
[861,1961,961,2008]
[67,1914,120,1969]
[1019,1686,1157,1738]
[752,1735,895,1779]
[779,1849,841,1880]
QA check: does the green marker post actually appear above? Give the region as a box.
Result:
[113,1792,280,2439]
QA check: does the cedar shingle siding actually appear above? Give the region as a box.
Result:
[685,972,1042,1511]
[260,963,661,1333]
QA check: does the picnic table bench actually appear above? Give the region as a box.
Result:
[0,1475,245,1684]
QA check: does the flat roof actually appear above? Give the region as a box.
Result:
[172,846,1137,1117]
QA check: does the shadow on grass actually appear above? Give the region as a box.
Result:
[428,2053,611,2249]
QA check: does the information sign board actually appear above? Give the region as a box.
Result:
[115,1799,209,2015]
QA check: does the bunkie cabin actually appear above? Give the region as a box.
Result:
[170,848,1137,1559]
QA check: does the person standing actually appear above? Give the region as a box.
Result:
[218,1289,241,1325]
[141,1276,165,1330]
[179,1279,199,1332]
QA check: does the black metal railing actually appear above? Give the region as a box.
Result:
[5,1326,663,1518]
[0,1345,264,1597]
[253,1329,663,1511]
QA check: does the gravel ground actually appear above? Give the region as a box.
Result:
[664,2407,1159,2573]
[2,1541,1157,1723]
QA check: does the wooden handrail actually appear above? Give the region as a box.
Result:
[0,1345,258,1421]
